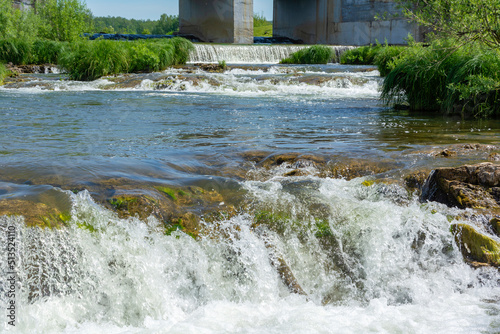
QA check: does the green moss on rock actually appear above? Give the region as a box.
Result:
[451,223,500,266]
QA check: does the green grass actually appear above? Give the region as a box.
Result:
[0,39,32,64]
[58,37,194,81]
[381,41,500,117]
[280,45,334,64]
[31,39,67,64]
[0,38,67,65]
[254,24,272,37]
[0,63,9,84]
[340,45,382,65]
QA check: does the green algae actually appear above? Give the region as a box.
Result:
[451,223,500,266]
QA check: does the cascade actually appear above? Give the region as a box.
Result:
[189,44,353,63]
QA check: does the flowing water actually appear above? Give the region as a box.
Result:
[1,47,500,333]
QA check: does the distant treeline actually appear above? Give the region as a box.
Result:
[93,13,272,36]
[93,14,179,35]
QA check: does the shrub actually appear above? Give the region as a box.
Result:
[340,45,382,65]
[280,45,334,64]
[59,39,130,80]
[31,39,66,64]
[0,62,8,84]
[129,41,161,72]
[58,37,194,81]
[373,46,406,77]
[381,41,500,117]
[169,37,194,65]
[0,39,32,64]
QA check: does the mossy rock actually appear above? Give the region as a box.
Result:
[451,223,500,266]
[321,159,397,180]
[404,169,431,192]
[0,199,71,229]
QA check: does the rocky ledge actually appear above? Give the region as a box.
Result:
[421,162,500,267]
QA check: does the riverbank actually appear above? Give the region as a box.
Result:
[341,41,500,118]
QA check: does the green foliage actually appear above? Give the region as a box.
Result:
[58,38,193,81]
[397,0,500,48]
[1,0,92,42]
[31,39,67,64]
[36,0,93,41]
[0,0,41,41]
[254,24,273,37]
[129,41,161,72]
[169,37,195,65]
[59,39,130,81]
[93,14,179,35]
[253,13,272,37]
[373,46,406,77]
[0,38,67,64]
[0,62,8,84]
[280,45,334,65]
[152,14,179,35]
[253,13,269,28]
[0,39,32,64]
[381,41,500,117]
[340,45,382,65]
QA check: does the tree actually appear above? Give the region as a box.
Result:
[397,0,500,48]
[36,0,93,41]
[152,14,179,35]
[0,0,41,40]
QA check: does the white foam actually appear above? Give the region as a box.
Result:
[2,177,498,333]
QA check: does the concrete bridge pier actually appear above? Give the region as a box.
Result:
[273,0,331,44]
[179,0,253,44]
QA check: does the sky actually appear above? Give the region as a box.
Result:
[85,0,273,20]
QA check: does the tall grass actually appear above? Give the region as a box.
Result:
[373,46,406,77]
[0,38,67,64]
[340,45,382,65]
[280,45,334,64]
[0,39,32,64]
[31,39,67,64]
[58,37,194,81]
[59,39,130,80]
[0,63,8,84]
[381,41,500,117]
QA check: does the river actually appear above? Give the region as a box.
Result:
[0,44,499,333]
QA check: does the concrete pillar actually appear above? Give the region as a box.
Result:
[273,0,423,46]
[273,0,326,44]
[327,0,422,45]
[179,0,253,44]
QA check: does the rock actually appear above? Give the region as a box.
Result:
[491,217,500,237]
[422,163,500,210]
[0,199,71,228]
[321,159,397,180]
[434,149,457,157]
[450,223,500,267]
[404,169,431,192]
[489,153,500,161]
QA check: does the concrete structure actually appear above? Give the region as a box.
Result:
[12,0,35,10]
[273,0,421,45]
[179,0,422,45]
[179,0,253,44]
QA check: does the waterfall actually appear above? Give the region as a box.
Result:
[189,44,354,64]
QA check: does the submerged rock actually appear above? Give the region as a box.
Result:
[450,223,500,267]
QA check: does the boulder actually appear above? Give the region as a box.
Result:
[422,163,500,210]
[450,223,500,267]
